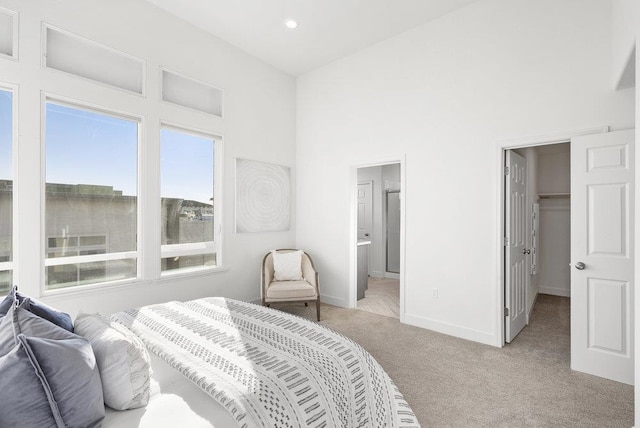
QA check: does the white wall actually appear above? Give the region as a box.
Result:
[296,0,635,345]
[612,0,637,88]
[0,0,296,316]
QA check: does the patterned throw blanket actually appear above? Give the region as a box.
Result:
[112,297,420,428]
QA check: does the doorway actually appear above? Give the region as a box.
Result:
[504,143,570,343]
[498,127,635,385]
[353,162,403,319]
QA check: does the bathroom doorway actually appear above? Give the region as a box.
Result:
[355,163,401,318]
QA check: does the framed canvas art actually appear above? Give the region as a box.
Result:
[235,158,290,233]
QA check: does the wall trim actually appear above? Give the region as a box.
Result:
[320,294,346,308]
[538,286,571,298]
[404,313,497,347]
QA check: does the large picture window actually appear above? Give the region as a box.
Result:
[44,101,139,290]
[0,89,12,293]
[161,127,217,273]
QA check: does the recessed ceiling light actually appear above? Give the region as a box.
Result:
[285,20,298,29]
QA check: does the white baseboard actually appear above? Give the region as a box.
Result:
[320,294,347,308]
[370,270,384,278]
[539,285,571,297]
[403,313,497,347]
[384,272,400,279]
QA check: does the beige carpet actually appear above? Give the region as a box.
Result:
[274,294,634,427]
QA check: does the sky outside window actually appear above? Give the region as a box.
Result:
[0,90,12,180]
[45,102,138,195]
[161,128,214,205]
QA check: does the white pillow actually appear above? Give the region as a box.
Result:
[272,250,303,281]
[75,313,152,411]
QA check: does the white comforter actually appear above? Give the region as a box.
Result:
[112,297,419,428]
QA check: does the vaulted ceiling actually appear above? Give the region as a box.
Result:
[145,0,479,76]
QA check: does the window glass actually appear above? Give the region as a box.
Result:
[160,128,216,273]
[45,102,138,290]
[0,89,12,293]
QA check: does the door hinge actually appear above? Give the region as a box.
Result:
[504,307,509,317]
[504,166,510,176]
[504,237,509,246]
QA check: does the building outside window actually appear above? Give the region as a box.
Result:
[0,88,12,293]
[44,101,139,290]
[160,127,217,273]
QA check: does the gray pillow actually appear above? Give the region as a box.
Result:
[0,299,77,357]
[0,286,74,332]
[0,340,64,428]
[18,333,105,428]
[0,285,17,317]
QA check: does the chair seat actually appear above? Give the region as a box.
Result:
[266,280,317,300]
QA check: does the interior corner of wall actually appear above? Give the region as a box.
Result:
[614,44,636,91]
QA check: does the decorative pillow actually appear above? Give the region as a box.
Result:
[272,250,303,281]
[0,299,77,357]
[0,285,74,332]
[0,340,64,428]
[0,285,17,317]
[75,313,152,410]
[17,334,105,428]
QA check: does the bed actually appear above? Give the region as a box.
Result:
[107,297,420,428]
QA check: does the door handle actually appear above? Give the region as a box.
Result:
[364,233,369,237]
[575,262,586,270]
[522,249,530,255]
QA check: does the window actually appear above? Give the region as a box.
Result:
[0,88,12,293]
[161,127,217,273]
[44,101,138,290]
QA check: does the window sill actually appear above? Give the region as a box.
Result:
[40,265,228,302]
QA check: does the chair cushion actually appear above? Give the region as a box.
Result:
[272,250,303,281]
[266,280,317,300]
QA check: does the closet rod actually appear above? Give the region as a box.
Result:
[537,193,570,200]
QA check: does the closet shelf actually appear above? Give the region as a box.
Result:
[537,193,570,199]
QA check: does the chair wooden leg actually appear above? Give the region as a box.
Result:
[316,299,321,321]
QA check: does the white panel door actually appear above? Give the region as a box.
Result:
[357,183,372,241]
[571,129,634,385]
[505,150,527,342]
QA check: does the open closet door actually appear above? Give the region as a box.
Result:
[570,129,634,384]
[505,150,527,342]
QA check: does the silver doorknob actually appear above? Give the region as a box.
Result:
[575,262,586,270]
[522,249,531,255]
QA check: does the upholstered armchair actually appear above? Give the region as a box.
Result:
[261,249,320,321]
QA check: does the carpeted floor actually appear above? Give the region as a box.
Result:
[274,294,634,427]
